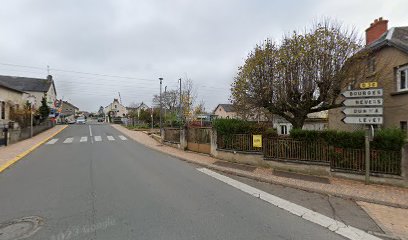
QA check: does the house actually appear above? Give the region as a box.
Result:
[0,83,28,126]
[126,102,150,119]
[0,75,57,113]
[104,98,128,120]
[272,111,328,135]
[328,18,408,133]
[60,101,79,117]
[213,104,237,119]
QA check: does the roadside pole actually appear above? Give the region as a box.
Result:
[365,125,370,184]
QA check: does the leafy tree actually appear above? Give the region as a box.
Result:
[38,96,50,121]
[193,100,206,116]
[231,20,364,129]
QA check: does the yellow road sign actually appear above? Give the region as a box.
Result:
[359,82,378,89]
[253,135,262,148]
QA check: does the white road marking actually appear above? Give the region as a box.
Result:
[118,135,127,140]
[46,138,58,145]
[63,138,73,143]
[197,168,380,240]
[94,136,102,142]
[107,136,115,141]
[80,136,88,142]
[89,125,93,136]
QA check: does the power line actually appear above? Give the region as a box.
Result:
[0,62,155,81]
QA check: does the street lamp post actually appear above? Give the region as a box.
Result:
[164,86,167,122]
[27,95,36,138]
[159,78,163,136]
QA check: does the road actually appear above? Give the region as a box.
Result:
[0,123,349,240]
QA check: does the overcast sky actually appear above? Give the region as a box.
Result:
[0,0,406,112]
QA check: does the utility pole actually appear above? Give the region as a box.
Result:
[179,78,182,125]
[159,78,163,136]
[151,107,153,130]
[164,86,167,122]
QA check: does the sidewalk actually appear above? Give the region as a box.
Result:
[0,125,67,173]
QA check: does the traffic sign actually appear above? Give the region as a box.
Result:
[360,82,378,89]
[342,107,383,115]
[341,116,383,124]
[343,98,383,107]
[341,89,383,98]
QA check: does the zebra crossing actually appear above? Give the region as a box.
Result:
[46,135,128,145]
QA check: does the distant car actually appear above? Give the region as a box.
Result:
[76,117,86,124]
[97,118,104,122]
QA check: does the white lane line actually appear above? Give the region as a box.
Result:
[94,136,102,142]
[89,125,93,136]
[80,136,88,142]
[107,136,115,141]
[46,138,58,145]
[118,135,127,140]
[197,168,380,240]
[63,137,73,144]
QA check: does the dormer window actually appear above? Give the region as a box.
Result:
[397,66,408,92]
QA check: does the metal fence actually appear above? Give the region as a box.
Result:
[217,134,262,152]
[263,138,330,163]
[330,148,401,176]
[163,128,181,143]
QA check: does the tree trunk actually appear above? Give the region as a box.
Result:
[289,116,306,130]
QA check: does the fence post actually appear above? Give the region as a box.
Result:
[401,144,408,180]
[210,128,218,157]
[180,127,187,150]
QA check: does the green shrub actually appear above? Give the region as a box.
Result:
[213,119,252,136]
[289,128,406,150]
[372,128,405,151]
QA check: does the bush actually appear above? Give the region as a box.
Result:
[290,128,405,151]
[212,119,252,136]
[372,128,406,151]
[212,119,274,136]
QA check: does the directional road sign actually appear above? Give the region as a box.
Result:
[341,116,383,124]
[341,89,383,98]
[342,107,383,116]
[343,98,383,107]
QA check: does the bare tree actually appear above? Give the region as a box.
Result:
[231,20,365,129]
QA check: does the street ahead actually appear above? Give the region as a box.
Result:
[0,123,345,240]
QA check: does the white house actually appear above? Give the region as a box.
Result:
[104,98,128,120]
[0,75,57,112]
[0,83,28,126]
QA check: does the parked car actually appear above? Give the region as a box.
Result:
[76,117,86,124]
[97,118,104,122]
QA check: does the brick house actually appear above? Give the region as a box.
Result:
[329,18,408,133]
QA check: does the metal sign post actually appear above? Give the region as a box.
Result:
[341,82,383,185]
[365,125,370,184]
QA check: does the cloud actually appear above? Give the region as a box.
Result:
[0,0,405,111]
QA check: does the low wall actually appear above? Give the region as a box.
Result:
[265,159,330,176]
[8,121,55,144]
[213,149,266,166]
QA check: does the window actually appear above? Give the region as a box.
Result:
[280,125,288,135]
[401,121,407,134]
[1,102,5,120]
[367,57,376,73]
[397,66,408,91]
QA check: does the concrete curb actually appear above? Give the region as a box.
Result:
[0,125,68,173]
[114,125,408,209]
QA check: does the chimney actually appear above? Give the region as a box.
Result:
[47,75,53,81]
[365,17,388,45]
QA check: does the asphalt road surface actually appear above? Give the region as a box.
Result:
[0,123,347,240]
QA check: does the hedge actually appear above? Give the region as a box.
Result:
[290,128,405,151]
[212,119,277,137]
